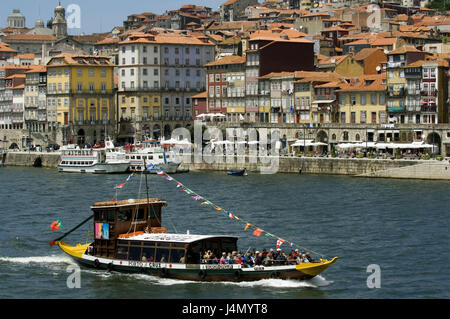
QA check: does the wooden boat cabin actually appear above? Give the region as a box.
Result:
[90,198,238,265]
[91,198,167,258]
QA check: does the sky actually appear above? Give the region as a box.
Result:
[0,0,228,35]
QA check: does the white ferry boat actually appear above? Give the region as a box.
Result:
[58,143,129,174]
[125,140,181,174]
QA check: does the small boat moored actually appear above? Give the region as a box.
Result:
[228,169,247,176]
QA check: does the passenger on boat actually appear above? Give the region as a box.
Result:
[211,253,219,264]
[287,252,296,265]
[244,252,254,268]
[219,252,226,264]
[235,254,243,265]
[179,255,186,264]
[275,250,287,265]
[263,251,274,266]
[202,250,210,264]
[226,252,234,264]
[142,254,148,262]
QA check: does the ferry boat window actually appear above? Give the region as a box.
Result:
[137,156,141,159]
[171,243,185,248]
[149,156,153,160]
[129,246,142,261]
[142,247,155,261]
[155,248,170,262]
[115,246,129,260]
[95,210,115,222]
[169,248,185,263]
[118,210,132,222]
[148,207,161,219]
[135,208,145,220]
[156,241,170,248]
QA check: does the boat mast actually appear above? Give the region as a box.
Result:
[144,158,150,201]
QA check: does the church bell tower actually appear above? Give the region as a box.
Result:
[52,3,68,38]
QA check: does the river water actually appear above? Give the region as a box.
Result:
[0,166,449,299]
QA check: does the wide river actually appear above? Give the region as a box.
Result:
[0,167,449,299]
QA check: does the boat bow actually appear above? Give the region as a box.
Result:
[295,257,338,277]
[56,241,91,259]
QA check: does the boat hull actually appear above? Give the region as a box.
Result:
[58,163,129,174]
[57,242,337,282]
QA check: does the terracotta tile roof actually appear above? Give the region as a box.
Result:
[192,91,207,99]
[387,46,422,55]
[120,33,214,46]
[317,55,349,66]
[25,65,47,73]
[337,73,386,92]
[294,71,345,83]
[259,71,295,79]
[96,37,120,45]
[3,34,56,41]
[0,44,17,53]
[353,48,386,61]
[48,54,114,66]
[249,29,312,43]
[205,55,246,67]
[15,53,35,60]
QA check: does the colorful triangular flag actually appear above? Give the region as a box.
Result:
[253,228,263,237]
[244,223,251,231]
[276,239,285,249]
[115,184,125,189]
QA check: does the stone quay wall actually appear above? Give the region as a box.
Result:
[4,151,61,168]
[187,156,450,180]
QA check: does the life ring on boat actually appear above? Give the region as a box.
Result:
[107,262,114,272]
[270,271,280,279]
[198,270,206,280]
[234,270,241,280]
[94,259,100,269]
[160,267,168,277]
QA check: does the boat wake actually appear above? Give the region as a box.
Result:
[107,272,333,289]
[0,255,75,266]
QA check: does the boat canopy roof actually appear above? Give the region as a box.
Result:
[121,233,238,244]
[91,198,167,209]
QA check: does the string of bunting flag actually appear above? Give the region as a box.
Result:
[157,169,326,258]
[110,163,325,257]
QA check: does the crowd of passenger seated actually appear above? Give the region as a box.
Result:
[200,248,314,267]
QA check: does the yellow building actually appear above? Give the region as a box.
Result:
[337,74,387,124]
[47,54,115,145]
[317,55,364,77]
